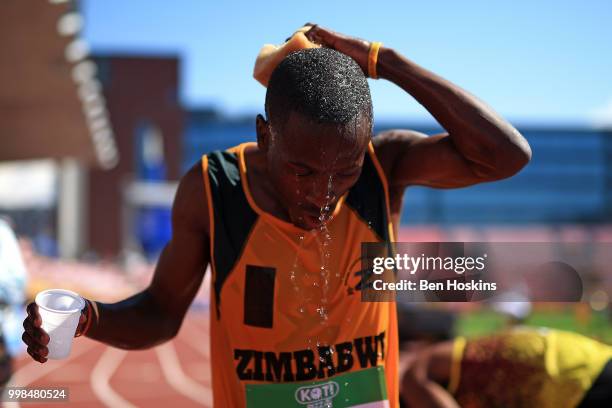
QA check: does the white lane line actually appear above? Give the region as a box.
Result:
[90,347,136,408]
[155,342,212,405]
[177,324,211,385]
[2,341,97,408]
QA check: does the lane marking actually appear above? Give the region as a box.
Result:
[155,342,212,405]
[2,341,97,408]
[90,347,136,408]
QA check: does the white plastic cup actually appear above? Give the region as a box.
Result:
[34,289,85,359]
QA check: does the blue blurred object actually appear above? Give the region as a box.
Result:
[32,229,58,258]
[135,121,172,260]
[138,207,171,260]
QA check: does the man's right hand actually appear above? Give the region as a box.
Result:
[22,302,50,363]
[22,302,89,363]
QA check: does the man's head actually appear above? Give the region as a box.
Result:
[256,48,373,230]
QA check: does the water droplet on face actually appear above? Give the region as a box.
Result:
[290,275,297,285]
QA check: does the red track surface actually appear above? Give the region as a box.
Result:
[5,311,212,408]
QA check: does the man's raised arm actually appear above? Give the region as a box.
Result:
[304,25,531,189]
[374,46,531,189]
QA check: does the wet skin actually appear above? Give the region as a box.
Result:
[252,110,371,231]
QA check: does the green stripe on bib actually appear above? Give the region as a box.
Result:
[246,366,388,407]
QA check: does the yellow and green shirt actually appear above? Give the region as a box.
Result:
[449,327,612,408]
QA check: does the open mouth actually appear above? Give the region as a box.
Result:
[293,207,334,230]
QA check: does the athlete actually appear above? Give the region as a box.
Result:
[22,25,531,407]
[400,327,612,407]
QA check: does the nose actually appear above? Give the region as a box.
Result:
[304,180,338,210]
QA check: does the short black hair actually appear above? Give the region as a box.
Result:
[265,48,373,131]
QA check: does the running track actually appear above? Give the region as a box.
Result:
[3,311,213,408]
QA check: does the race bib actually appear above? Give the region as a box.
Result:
[246,366,389,408]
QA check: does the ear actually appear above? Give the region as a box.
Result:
[256,114,271,153]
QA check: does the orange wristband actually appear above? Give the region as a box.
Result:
[76,299,93,337]
[368,41,383,79]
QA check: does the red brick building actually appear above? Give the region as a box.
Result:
[88,56,184,257]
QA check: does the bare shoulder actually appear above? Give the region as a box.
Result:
[172,160,210,237]
[372,129,429,181]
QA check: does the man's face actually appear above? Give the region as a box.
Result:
[259,110,371,230]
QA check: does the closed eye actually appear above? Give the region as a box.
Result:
[337,168,360,177]
[289,164,314,177]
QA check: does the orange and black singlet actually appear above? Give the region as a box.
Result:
[201,142,399,408]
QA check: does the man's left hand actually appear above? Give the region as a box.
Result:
[304,24,371,76]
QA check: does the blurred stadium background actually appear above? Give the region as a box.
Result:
[1,0,611,406]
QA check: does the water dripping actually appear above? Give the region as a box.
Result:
[311,174,336,327]
[289,231,307,314]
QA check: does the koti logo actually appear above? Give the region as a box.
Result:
[295,381,339,405]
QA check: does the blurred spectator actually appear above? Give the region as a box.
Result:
[400,327,612,407]
[0,217,28,391]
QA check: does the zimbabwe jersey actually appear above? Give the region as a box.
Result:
[201,142,399,407]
